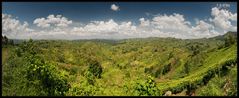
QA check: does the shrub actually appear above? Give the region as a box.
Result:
[133,76,162,96]
[70,65,79,75]
[19,40,71,96]
[184,61,190,75]
[84,71,96,85]
[25,55,70,96]
[162,63,171,75]
[58,54,65,63]
[68,81,99,96]
[224,32,236,47]
[87,59,103,79]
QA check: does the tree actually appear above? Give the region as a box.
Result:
[4,35,8,44]
[2,35,8,47]
[21,40,70,96]
[9,40,14,45]
[168,51,174,60]
[186,43,201,56]
[26,56,70,96]
[87,59,103,79]
[85,58,103,85]
[184,61,190,75]
[224,32,236,47]
[162,63,171,75]
[134,76,162,96]
[191,44,200,56]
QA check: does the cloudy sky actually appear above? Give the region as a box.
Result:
[2,2,237,40]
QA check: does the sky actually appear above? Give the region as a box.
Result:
[2,2,237,40]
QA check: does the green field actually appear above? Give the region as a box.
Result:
[2,32,237,96]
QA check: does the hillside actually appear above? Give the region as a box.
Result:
[2,32,237,96]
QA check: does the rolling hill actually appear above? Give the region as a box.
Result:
[2,32,237,96]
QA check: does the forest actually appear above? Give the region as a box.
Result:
[1,31,237,96]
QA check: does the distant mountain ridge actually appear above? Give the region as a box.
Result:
[211,31,237,40]
[5,31,237,44]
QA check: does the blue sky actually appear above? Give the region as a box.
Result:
[2,2,237,39]
[3,2,237,24]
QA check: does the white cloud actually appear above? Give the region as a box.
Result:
[33,14,72,28]
[137,7,237,39]
[139,18,150,27]
[2,14,34,39]
[210,7,237,33]
[111,4,120,11]
[150,13,192,39]
[191,20,218,38]
[71,19,137,39]
[85,19,118,33]
[2,6,237,40]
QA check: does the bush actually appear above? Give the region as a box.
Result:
[84,71,96,85]
[68,81,99,96]
[2,46,40,96]
[25,55,70,96]
[87,59,103,79]
[133,76,162,96]
[70,65,79,75]
[83,58,103,85]
[184,61,190,75]
[224,32,236,47]
[197,83,222,96]
[58,53,65,63]
[161,63,171,75]
[18,39,70,96]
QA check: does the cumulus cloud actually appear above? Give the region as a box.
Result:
[111,4,120,11]
[210,7,237,33]
[139,18,150,27]
[2,14,34,39]
[33,14,72,28]
[141,7,237,39]
[191,20,218,38]
[137,7,237,39]
[151,13,192,38]
[2,6,237,40]
[71,19,137,39]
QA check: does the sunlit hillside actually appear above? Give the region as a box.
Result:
[2,31,237,96]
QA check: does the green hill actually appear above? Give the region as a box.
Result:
[2,32,237,96]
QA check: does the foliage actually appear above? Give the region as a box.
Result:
[25,55,70,96]
[67,81,99,96]
[133,76,162,96]
[87,59,103,79]
[224,32,236,47]
[2,35,14,47]
[3,39,70,96]
[2,32,237,96]
[184,60,190,75]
